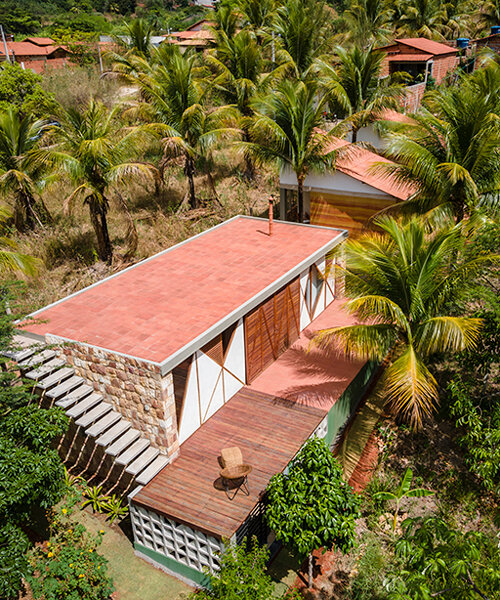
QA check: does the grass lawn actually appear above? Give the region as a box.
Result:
[74,509,191,600]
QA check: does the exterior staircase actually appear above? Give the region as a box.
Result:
[5,335,169,489]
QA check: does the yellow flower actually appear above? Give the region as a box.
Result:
[47,552,53,558]
[68,529,72,534]
[62,508,67,514]
[47,542,51,547]
[99,530,104,534]
[89,549,93,553]
[79,574,84,579]
[97,566,101,570]
[69,564,73,568]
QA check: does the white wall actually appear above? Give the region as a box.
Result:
[280,167,392,200]
[177,319,246,444]
[299,256,336,330]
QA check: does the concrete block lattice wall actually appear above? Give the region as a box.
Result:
[129,497,224,579]
[47,335,179,456]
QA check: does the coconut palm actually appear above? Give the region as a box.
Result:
[113,18,154,58]
[321,45,404,142]
[395,0,447,39]
[342,0,394,47]
[0,207,39,276]
[51,100,155,264]
[237,0,276,38]
[314,216,495,427]
[243,80,340,222]
[479,0,500,30]
[274,0,335,78]
[208,30,282,179]
[131,47,238,209]
[380,68,500,222]
[0,108,52,232]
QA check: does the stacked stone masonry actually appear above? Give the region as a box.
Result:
[47,335,179,457]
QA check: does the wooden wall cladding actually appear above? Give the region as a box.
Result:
[310,192,397,236]
[244,278,300,383]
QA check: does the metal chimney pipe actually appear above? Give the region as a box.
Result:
[268,196,274,236]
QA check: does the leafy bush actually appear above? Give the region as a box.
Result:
[0,63,55,117]
[346,535,390,600]
[27,521,113,600]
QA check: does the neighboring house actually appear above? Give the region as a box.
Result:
[279,139,416,235]
[0,40,69,73]
[473,28,500,55]
[18,216,377,585]
[378,38,458,85]
[164,20,215,51]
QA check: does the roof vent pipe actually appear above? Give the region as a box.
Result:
[268,196,274,236]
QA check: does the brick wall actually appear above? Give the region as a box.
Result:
[432,55,458,83]
[47,335,180,457]
[402,82,426,112]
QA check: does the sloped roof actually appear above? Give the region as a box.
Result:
[22,37,55,46]
[387,53,433,61]
[394,38,457,56]
[21,217,345,368]
[0,42,65,57]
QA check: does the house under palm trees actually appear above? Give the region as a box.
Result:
[378,37,459,84]
[279,136,416,235]
[15,216,377,585]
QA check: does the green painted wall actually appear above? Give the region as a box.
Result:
[134,542,211,588]
[325,360,378,448]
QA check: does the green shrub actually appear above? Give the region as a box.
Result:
[347,536,390,600]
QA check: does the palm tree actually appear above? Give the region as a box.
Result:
[274,0,334,78]
[342,0,394,47]
[0,207,39,276]
[237,0,276,36]
[395,0,447,39]
[51,100,155,263]
[130,47,238,209]
[113,18,154,58]
[244,80,340,222]
[314,216,494,427]
[321,45,404,142]
[208,30,280,179]
[380,67,500,222]
[479,0,500,30]
[0,108,52,232]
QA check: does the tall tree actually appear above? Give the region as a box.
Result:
[342,0,394,47]
[0,108,52,231]
[52,100,154,263]
[0,207,39,276]
[395,0,447,39]
[113,17,154,58]
[314,216,497,427]
[131,47,238,209]
[381,66,500,222]
[274,0,334,78]
[321,45,404,142]
[243,80,340,222]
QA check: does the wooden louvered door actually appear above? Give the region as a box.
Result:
[244,278,300,383]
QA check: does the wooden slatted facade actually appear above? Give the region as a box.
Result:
[310,192,397,237]
[244,278,300,382]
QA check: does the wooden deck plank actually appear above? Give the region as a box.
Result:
[132,386,326,539]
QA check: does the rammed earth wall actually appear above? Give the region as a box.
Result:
[46,335,179,457]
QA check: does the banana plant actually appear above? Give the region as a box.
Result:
[374,468,434,531]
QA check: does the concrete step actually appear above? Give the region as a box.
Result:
[135,455,169,486]
[125,446,160,476]
[37,366,75,390]
[56,384,94,409]
[47,375,84,400]
[115,438,149,466]
[19,349,56,368]
[25,358,65,381]
[75,402,112,429]
[66,393,103,418]
[86,411,121,437]
[105,429,141,458]
[3,336,38,361]
[96,420,131,448]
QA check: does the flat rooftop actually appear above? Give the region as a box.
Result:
[132,301,366,539]
[22,217,345,366]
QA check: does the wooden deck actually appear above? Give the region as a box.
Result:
[132,387,325,539]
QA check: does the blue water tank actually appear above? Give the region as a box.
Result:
[491,26,500,35]
[457,38,469,48]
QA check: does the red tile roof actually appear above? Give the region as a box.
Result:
[22,37,56,46]
[325,137,416,201]
[22,217,344,364]
[0,42,65,57]
[387,53,433,61]
[394,38,457,56]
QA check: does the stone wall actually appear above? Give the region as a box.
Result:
[47,335,179,457]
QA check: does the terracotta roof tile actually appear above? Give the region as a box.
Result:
[394,38,457,56]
